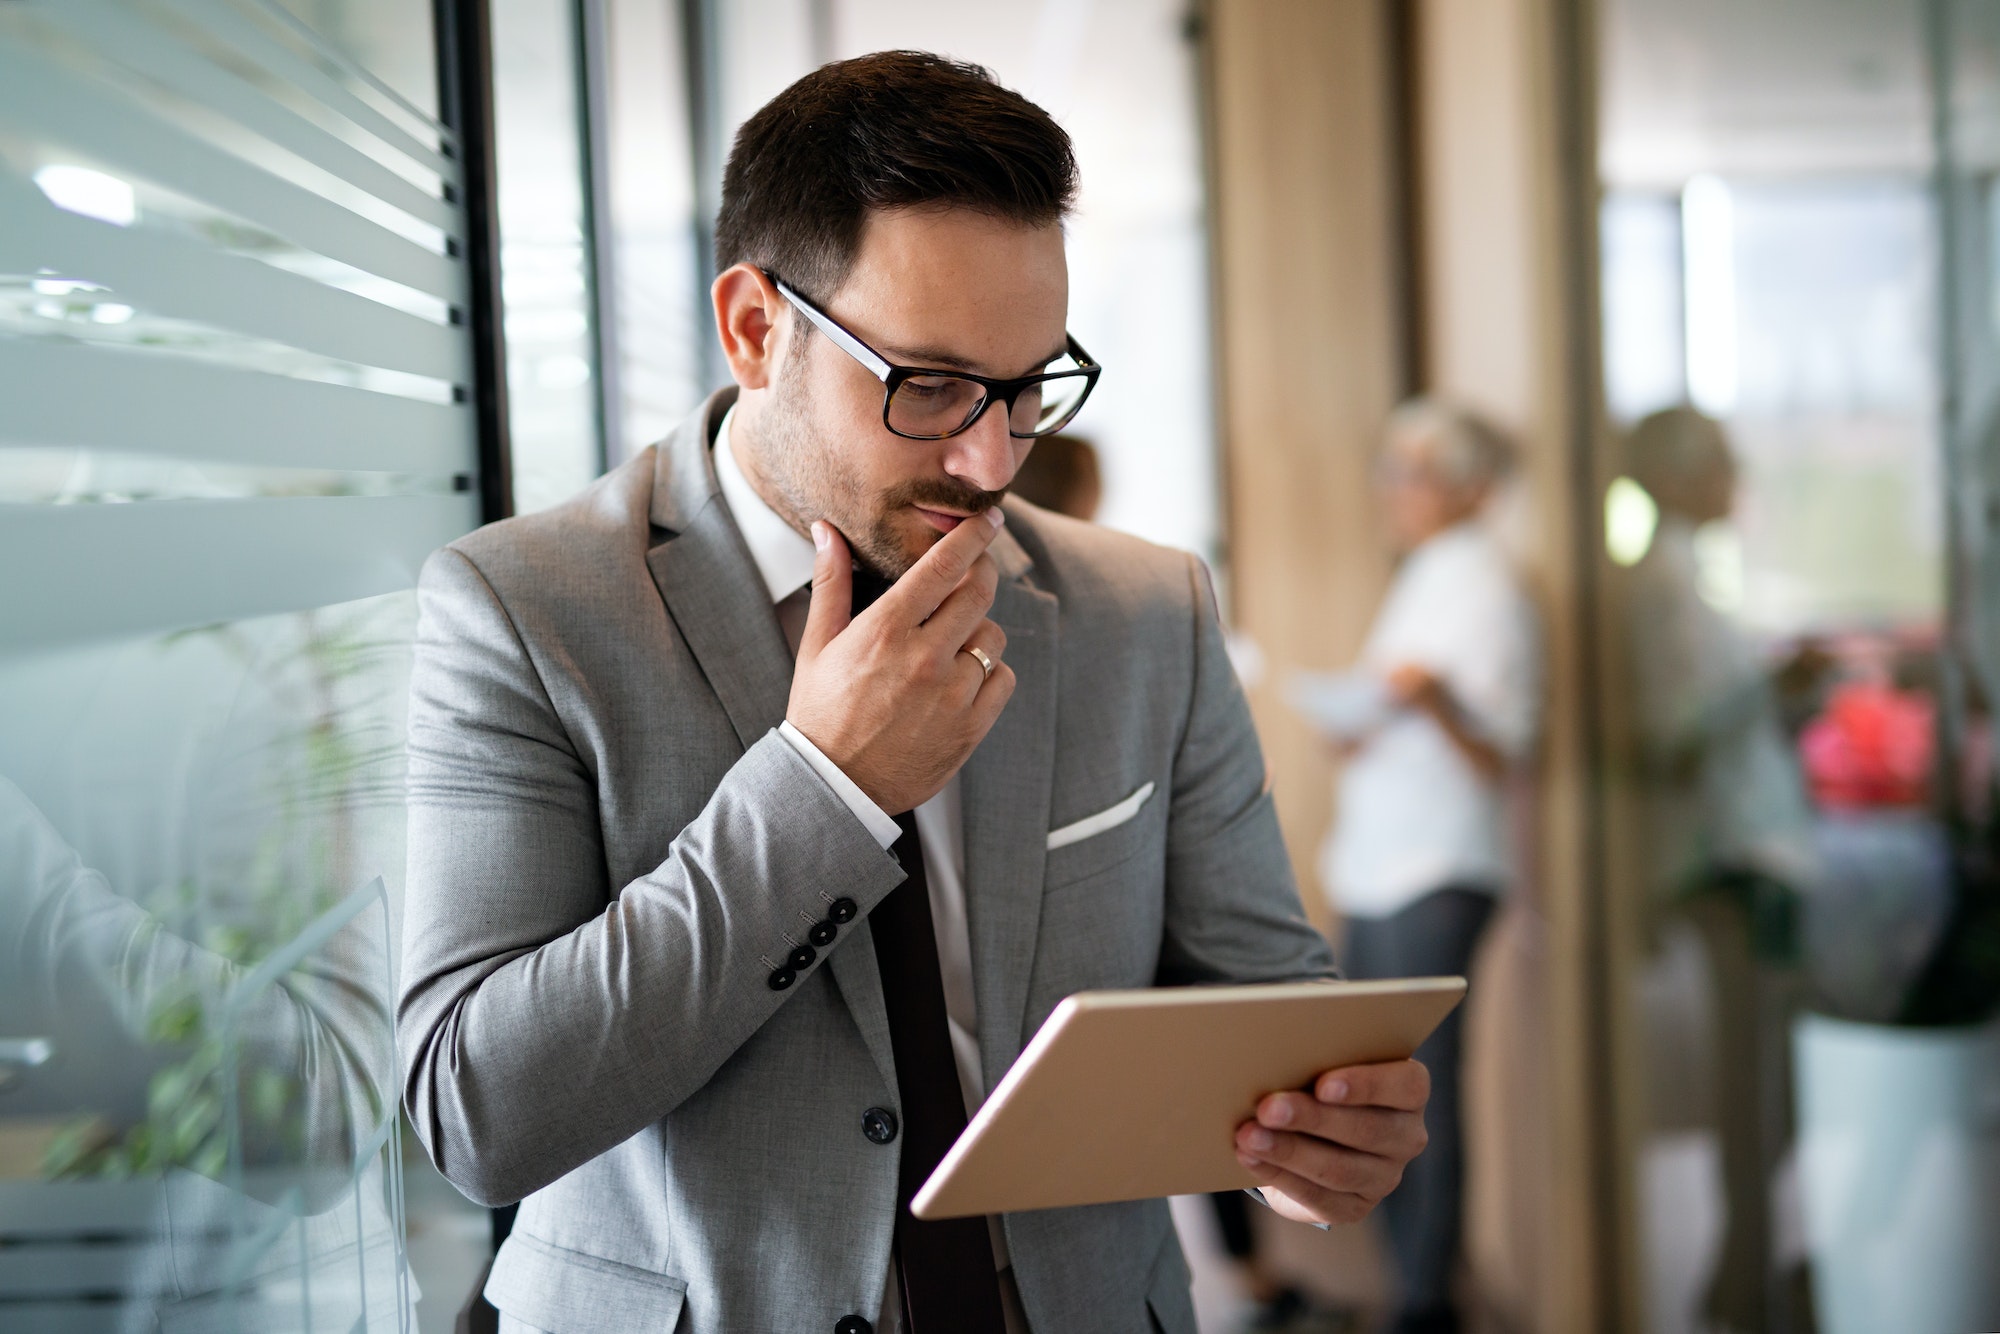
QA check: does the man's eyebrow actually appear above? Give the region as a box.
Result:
[879,340,1070,379]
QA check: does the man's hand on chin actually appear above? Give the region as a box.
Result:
[1232,1059,1432,1226]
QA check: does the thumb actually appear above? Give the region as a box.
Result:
[798,521,853,659]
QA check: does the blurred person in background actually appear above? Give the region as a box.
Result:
[1622,407,1816,904]
[1315,400,1541,1334]
[1008,432,1102,521]
[1620,406,1816,1333]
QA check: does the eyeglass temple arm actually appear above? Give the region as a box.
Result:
[769,275,893,380]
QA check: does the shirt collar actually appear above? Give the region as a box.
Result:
[713,406,816,605]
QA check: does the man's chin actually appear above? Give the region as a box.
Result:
[863,514,944,581]
[847,530,925,583]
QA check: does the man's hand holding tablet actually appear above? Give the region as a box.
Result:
[910,978,1463,1223]
[1234,1058,1432,1225]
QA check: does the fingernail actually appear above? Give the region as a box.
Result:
[1235,1150,1259,1169]
[985,507,1005,529]
[1261,1097,1294,1127]
[1320,1078,1350,1104]
[812,522,830,552]
[1245,1127,1274,1153]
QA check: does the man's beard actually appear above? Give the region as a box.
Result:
[756,350,1007,579]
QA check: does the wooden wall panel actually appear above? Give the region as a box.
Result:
[1206,0,1614,1328]
[1415,0,1611,1328]
[1204,0,1403,935]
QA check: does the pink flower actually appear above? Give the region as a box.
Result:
[1799,682,1934,810]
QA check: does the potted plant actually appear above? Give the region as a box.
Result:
[1789,673,2000,1334]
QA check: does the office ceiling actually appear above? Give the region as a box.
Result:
[1599,0,2000,185]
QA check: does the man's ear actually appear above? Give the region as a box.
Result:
[712,263,788,389]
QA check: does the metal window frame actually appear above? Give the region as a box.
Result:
[436,0,514,525]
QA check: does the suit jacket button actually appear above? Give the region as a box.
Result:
[835,1317,873,1334]
[808,920,838,947]
[787,944,817,971]
[828,896,858,924]
[861,1106,898,1145]
[767,967,796,991]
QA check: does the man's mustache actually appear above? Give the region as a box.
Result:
[883,477,1009,516]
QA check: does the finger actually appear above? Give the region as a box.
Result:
[1230,1154,1374,1227]
[922,554,1000,648]
[968,659,1016,730]
[1312,1059,1431,1112]
[1254,1091,1429,1162]
[882,506,1004,625]
[953,660,1016,759]
[952,621,1008,700]
[798,522,853,659]
[1234,1120,1407,1200]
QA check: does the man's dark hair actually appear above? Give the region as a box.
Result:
[715,51,1078,301]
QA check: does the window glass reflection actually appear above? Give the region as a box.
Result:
[0,596,418,1327]
[1,0,473,1326]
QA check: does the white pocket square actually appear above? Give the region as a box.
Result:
[1046,781,1156,851]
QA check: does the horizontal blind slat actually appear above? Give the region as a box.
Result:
[0,494,481,649]
[158,0,460,185]
[0,1242,182,1297]
[248,0,452,145]
[0,340,474,474]
[1,169,469,384]
[0,45,463,303]
[40,0,460,238]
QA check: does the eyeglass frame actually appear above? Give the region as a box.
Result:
[763,270,1101,441]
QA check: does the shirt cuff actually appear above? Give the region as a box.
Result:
[778,720,901,850]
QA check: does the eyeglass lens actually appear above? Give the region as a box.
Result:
[885,371,1092,440]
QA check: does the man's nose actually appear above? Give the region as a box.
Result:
[941,403,1020,495]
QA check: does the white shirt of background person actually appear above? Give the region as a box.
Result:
[1318,404,1543,922]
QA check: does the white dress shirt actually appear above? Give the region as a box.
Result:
[713,410,1017,1327]
[1320,522,1541,919]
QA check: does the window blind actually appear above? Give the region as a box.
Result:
[1,0,483,649]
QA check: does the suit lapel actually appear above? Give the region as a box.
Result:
[645,392,793,752]
[962,526,1060,1090]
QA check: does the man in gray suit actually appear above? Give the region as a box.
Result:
[400,51,1431,1334]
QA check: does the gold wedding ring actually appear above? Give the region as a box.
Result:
[962,645,996,682]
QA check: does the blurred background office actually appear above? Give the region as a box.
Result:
[2,1,1997,1332]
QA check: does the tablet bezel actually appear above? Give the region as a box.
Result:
[911,976,1467,1219]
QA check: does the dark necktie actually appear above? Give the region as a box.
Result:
[845,571,1007,1334]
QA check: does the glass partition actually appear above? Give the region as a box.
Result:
[1595,0,2000,1330]
[491,0,606,514]
[0,0,485,1327]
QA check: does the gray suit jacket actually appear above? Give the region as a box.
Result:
[399,391,1336,1333]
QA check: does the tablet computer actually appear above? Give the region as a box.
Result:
[911,976,1466,1219]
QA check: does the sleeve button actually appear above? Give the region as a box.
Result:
[767,967,796,991]
[787,944,817,971]
[827,897,858,924]
[808,920,838,947]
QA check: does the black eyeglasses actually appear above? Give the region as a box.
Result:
[766,271,1101,441]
